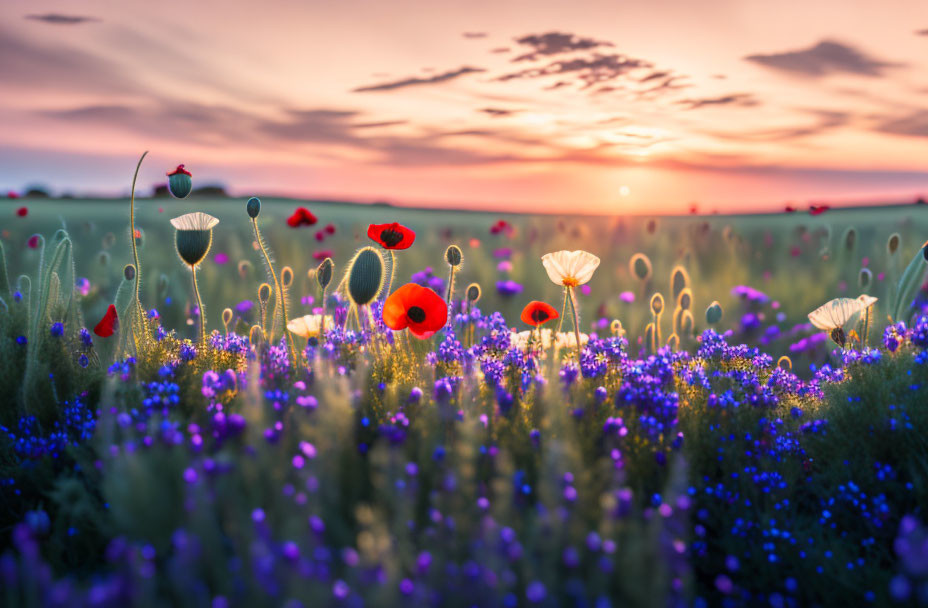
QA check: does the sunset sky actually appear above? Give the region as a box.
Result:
[2,0,927,213]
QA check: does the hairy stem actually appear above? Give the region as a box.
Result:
[386,250,396,298]
[129,151,150,342]
[191,265,206,345]
[556,287,568,333]
[567,286,582,361]
[252,218,296,364]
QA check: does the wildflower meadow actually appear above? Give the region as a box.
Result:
[2,155,928,608]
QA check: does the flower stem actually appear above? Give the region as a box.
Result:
[386,250,396,298]
[567,286,582,361]
[129,151,149,342]
[556,287,568,333]
[191,265,206,345]
[251,218,296,364]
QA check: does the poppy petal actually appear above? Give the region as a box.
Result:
[287,207,318,227]
[520,301,559,327]
[382,283,446,338]
[94,304,119,337]
[368,223,415,250]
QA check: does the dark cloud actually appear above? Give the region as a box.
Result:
[25,13,99,25]
[511,32,613,62]
[677,93,758,110]
[744,40,900,77]
[479,108,518,117]
[352,66,485,92]
[462,32,487,39]
[497,54,651,89]
[875,110,928,138]
[353,120,408,129]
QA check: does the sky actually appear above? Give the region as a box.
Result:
[1,0,927,214]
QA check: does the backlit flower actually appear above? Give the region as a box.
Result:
[541,250,600,287]
[287,314,334,338]
[382,283,447,339]
[368,222,416,250]
[94,304,118,337]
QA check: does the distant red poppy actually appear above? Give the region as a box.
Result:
[94,304,119,338]
[783,205,796,213]
[315,230,325,242]
[520,301,559,327]
[382,283,447,339]
[15,206,27,217]
[808,205,830,216]
[8,191,20,199]
[286,207,318,228]
[368,222,415,250]
[313,250,334,261]
[324,223,336,235]
[27,235,39,249]
[490,219,512,235]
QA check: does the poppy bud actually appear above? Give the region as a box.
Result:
[465,283,481,303]
[167,165,193,199]
[777,356,792,371]
[123,264,136,281]
[887,233,900,256]
[222,307,233,327]
[858,268,872,290]
[843,227,856,252]
[98,251,110,266]
[650,293,664,316]
[347,247,384,306]
[258,283,272,305]
[316,258,334,290]
[630,253,652,282]
[53,229,68,244]
[670,266,689,301]
[238,260,252,279]
[676,287,692,312]
[706,301,723,325]
[175,230,212,266]
[249,324,265,346]
[246,196,261,219]
[445,245,462,268]
[281,266,294,288]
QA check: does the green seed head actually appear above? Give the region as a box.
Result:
[258,283,272,305]
[316,258,334,290]
[347,247,384,306]
[630,253,652,282]
[123,264,136,281]
[858,267,872,290]
[650,293,664,316]
[174,229,212,267]
[670,266,690,301]
[466,283,482,303]
[888,233,901,256]
[246,196,261,219]
[445,245,463,268]
[706,301,723,325]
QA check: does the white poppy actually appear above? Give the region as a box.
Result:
[170,212,219,232]
[857,294,878,309]
[541,250,600,287]
[287,314,333,338]
[807,297,868,331]
[554,331,589,350]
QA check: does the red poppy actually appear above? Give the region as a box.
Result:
[368,222,415,250]
[490,219,512,235]
[8,191,20,199]
[313,249,334,261]
[783,205,796,213]
[94,304,119,337]
[286,207,318,227]
[382,283,447,339]
[808,205,830,216]
[520,301,559,327]
[324,223,336,235]
[315,230,325,242]
[16,206,27,217]
[27,235,39,249]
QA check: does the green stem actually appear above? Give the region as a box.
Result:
[386,250,396,298]
[556,287,568,333]
[251,218,296,364]
[567,286,583,361]
[191,265,206,345]
[320,286,328,336]
[129,151,149,342]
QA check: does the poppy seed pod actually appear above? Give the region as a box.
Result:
[630,253,652,282]
[706,301,723,325]
[650,293,664,315]
[258,283,272,306]
[167,165,193,199]
[888,233,901,256]
[676,287,692,312]
[281,266,294,288]
[316,258,334,289]
[466,283,481,303]
[123,264,136,281]
[843,227,857,252]
[246,196,261,219]
[348,247,384,306]
[175,230,213,266]
[445,245,463,268]
[858,268,872,290]
[670,266,690,301]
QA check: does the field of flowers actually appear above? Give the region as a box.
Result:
[2,159,928,607]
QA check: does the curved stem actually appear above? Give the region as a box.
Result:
[252,218,296,364]
[191,265,206,345]
[129,151,149,341]
[567,286,582,361]
[556,287,568,333]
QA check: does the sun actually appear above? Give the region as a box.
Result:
[619,185,631,197]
